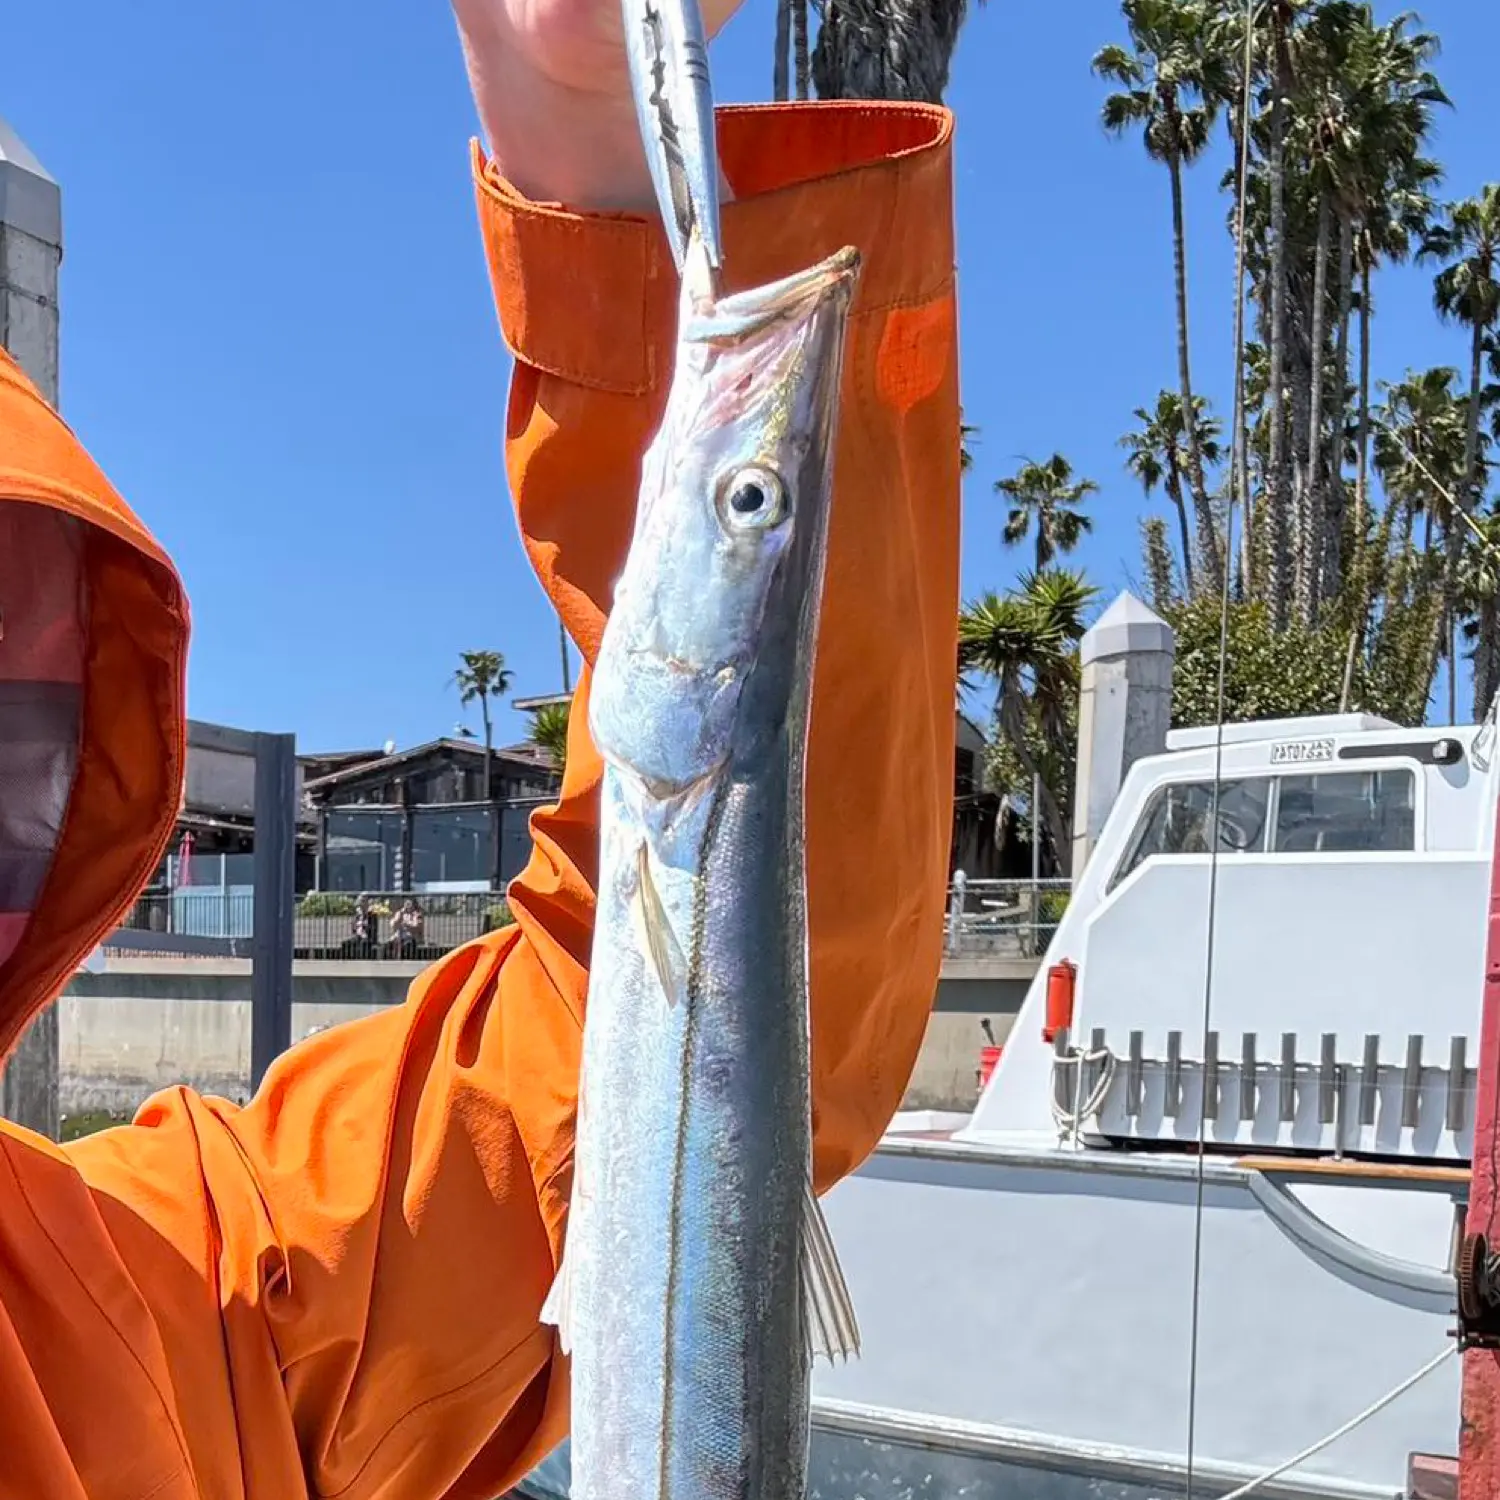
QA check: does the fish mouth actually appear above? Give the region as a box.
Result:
[685,245,861,345]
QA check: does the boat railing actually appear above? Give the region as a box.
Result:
[944,875,1072,959]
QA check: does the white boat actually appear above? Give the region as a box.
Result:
[515,704,1493,1500]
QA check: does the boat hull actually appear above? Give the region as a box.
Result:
[512,1134,1462,1500]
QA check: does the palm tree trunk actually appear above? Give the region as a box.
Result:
[481,698,494,803]
[1338,258,1373,713]
[1167,141,1220,596]
[1464,317,1485,522]
[1167,468,1195,596]
[1449,614,1457,725]
[1477,599,1498,720]
[1430,321,1489,725]
[773,0,791,100]
[1300,192,1332,625]
[792,0,810,99]
[1325,212,1353,604]
[1230,7,1255,598]
[999,690,1071,879]
[1266,39,1292,629]
[1230,152,1253,597]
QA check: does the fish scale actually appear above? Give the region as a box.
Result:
[541,244,864,1500]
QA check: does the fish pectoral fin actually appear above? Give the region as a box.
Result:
[632,841,687,1008]
[539,1245,575,1355]
[801,1174,861,1365]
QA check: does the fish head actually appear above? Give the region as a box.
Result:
[591,245,860,798]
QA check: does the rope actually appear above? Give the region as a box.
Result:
[1050,1045,1118,1141]
[1211,1346,1455,1500]
[1186,5,1259,1494]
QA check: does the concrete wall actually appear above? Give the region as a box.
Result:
[59,957,1037,1122]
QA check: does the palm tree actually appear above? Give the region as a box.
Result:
[811,0,979,104]
[1141,516,1179,613]
[1290,5,1447,619]
[995,454,1097,572]
[452,650,513,802]
[1458,506,1500,720]
[527,701,571,767]
[1096,0,1229,594]
[1120,390,1223,597]
[1422,186,1500,536]
[1257,0,1303,628]
[958,569,1097,876]
[1373,368,1470,720]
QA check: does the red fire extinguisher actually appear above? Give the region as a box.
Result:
[1042,959,1077,1043]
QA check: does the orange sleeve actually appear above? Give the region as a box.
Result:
[0,101,958,1498]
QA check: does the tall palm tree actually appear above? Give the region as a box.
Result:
[452,649,514,802]
[1422,186,1500,532]
[1291,5,1447,619]
[995,454,1097,572]
[1373,367,1470,720]
[811,0,978,104]
[958,569,1097,876]
[1258,0,1302,628]
[1095,0,1229,594]
[1120,390,1224,597]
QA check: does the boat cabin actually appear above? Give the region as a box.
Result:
[967,708,1499,1163]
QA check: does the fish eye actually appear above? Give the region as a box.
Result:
[717,464,789,531]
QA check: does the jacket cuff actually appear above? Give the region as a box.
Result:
[472,101,955,398]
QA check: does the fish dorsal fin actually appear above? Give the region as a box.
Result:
[800,1173,861,1364]
[539,1242,575,1354]
[632,840,687,1008]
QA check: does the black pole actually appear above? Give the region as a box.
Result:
[251,731,297,1090]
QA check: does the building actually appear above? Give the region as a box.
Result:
[302,737,561,893]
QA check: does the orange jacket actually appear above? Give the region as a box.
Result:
[0,102,958,1498]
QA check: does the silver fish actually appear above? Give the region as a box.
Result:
[540,243,863,1500]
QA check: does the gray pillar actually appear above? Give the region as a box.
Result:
[1072,592,1175,875]
[250,733,297,1089]
[0,118,63,1139]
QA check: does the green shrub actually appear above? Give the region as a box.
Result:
[298,893,356,918]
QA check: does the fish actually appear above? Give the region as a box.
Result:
[539,240,864,1500]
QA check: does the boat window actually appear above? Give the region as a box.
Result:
[1271,768,1415,853]
[1111,777,1272,888]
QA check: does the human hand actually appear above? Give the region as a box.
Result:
[452,0,746,211]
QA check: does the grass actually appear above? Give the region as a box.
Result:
[60,1110,130,1142]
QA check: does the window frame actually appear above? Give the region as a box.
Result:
[1106,759,1422,894]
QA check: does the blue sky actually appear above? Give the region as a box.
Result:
[2,1,1494,751]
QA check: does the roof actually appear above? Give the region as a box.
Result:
[302,736,556,792]
[512,692,572,713]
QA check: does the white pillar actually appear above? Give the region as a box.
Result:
[1072,592,1175,876]
[1,116,63,1139]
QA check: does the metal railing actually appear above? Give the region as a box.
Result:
[111,890,512,962]
[944,875,1071,959]
[110,878,1072,965]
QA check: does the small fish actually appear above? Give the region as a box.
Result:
[540,242,863,1500]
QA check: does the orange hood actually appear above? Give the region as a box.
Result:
[0,348,188,1059]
